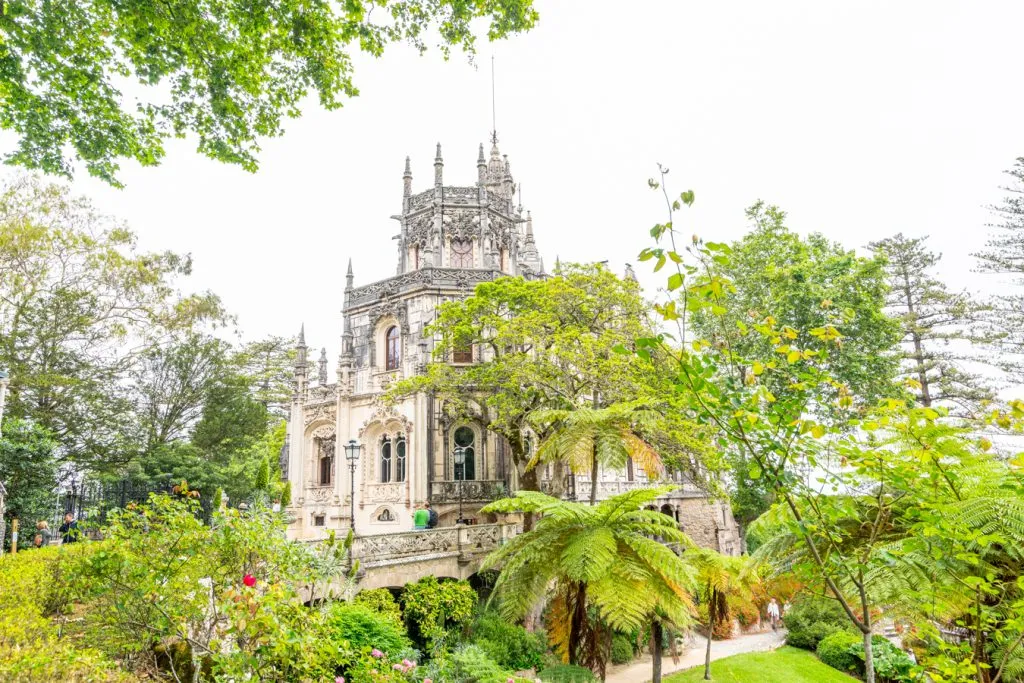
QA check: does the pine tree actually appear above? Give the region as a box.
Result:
[974,157,1024,360]
[870,233,995,414]
[975,157,1024,278]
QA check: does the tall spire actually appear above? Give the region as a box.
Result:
[477,143,487,186]
[318,348,328,385]
[490,55,498,145]
[298,323,305,347]
[345,258,354,290]
[434,143,443,186]
[403,156,412,197]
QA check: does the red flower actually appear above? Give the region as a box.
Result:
[243,574,256,587]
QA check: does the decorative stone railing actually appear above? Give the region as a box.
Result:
[539,478,704,501]
[349,523,519,567]
[429,479,508,504]
[346,268,505,308]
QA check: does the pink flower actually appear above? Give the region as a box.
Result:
[335,678,345,683]
[508,679,515,683]
[242,574,256,587]
[393,664,404,671]
[371,648,384,658]
[424,679,432,683]
[402,659,415,668]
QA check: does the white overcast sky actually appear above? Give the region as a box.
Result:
[3,1,1023,360]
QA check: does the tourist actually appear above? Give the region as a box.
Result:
[767,598,781,631]
[426,502,438,529]
[413,504,429,530]
[59,512,80,544]
[35,520,51,546]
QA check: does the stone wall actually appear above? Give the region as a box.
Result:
[674,496,743,556]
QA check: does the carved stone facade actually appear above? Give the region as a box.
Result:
[285,139,740,556]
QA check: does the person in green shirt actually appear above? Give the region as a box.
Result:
[413,505,429,530]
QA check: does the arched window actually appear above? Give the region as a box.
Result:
[453,426,476,481]
[385,326,400,371]
[380,435,392,482]
[451,239,473,268]
[317,436,335,485]
[396,435,407,482]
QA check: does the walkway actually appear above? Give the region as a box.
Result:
[605,629,786,683]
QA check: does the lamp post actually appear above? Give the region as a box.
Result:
[453,445,466,525]
[344,439,362,534]
[0,369,9,439]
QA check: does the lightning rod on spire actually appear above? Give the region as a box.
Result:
[490,55,498,145]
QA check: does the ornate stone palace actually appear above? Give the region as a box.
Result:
[283,138,741,558]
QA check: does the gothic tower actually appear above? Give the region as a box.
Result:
[394,141,543,277]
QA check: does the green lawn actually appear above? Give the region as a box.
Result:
[664,646,857,683]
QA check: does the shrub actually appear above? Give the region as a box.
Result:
[816,631,862,674]
[816,632,914,682]
[539,663,599,682]
[783,595,855,650]
[324,602,411,657]
[421,644,531,683]
[354,587,404,627]
[401,576,477,655]
[473,609,547,670]
[863,636,914,682]
[610,634,634,664]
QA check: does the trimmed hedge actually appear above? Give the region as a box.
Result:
[816,631,862,675]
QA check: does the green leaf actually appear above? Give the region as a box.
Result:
[667,273,684,291]
[748,464,762,480]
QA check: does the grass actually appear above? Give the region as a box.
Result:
[664,646,857,683]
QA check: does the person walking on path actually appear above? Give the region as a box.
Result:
[767,598,781,631]
[425,502,438,529]
[59,513,80,544]
[413,504,429,530]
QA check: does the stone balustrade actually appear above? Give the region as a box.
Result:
[349,522,519,568]
[429,479,508,504]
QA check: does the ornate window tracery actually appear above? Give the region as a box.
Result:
[316,435,335,485]
[451,239,473,268]
[396,434,407,482]
[380,435,392,482]
[385,326,400,370]
[453,426,476,481]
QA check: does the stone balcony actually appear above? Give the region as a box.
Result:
[429,479,508,504]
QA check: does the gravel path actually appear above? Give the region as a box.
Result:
[604,629,787,683]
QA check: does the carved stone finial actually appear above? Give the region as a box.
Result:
[318,348,328,385]
[298,323,306,346]
[346,258,354,290]
[403,156,413,197]
[477,143,486,165]
[434,143,443,186]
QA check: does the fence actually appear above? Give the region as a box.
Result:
[51,477,214,533]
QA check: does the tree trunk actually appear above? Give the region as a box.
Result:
[862,630,875,683]
[569,582,587,666]
[704,590,715,680]
[652,620,664,683]
[590,442,599,505]
[518,466,540,531]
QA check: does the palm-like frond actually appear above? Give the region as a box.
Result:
[481,486,697,655]
[528,402,664,478]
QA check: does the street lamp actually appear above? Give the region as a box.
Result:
[344,439,362,534]
[453,445,466,525]
[0,369,9,439]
